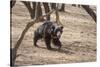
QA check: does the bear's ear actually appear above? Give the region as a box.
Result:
[60,26,63,30]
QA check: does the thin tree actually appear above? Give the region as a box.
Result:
[36,2,43,19]
[22,1,36,19]
[72,4,76,7]
[51,3,56,9]
[43,2,50,20]
[59,4,65,12]
[55,4,63,25]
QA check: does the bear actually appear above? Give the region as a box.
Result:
[33,21,63,50]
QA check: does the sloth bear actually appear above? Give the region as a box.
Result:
[33,21,63,50]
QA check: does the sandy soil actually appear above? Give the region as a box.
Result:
[11,1,96,66]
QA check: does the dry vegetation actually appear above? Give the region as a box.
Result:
[11,1,96,66]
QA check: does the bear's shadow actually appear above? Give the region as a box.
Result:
[37,46,74,55]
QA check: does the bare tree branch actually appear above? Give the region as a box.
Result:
[82,5,96,23]
[11,9,54,66]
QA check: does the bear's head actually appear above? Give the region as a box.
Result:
[52,25,63,39]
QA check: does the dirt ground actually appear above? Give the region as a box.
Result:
[11,1,96,66]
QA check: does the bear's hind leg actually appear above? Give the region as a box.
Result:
[33,31,40,47]
[34,36,39,47]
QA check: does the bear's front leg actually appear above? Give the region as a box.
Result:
[44,37,52,50]
[52,38,62,50]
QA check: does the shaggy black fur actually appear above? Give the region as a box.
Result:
[33,21,63,50]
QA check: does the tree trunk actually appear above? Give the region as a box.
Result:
[32,2,36,18]
[55,5,62,25]
[43,3,50,20]
[51,3,56,9]
[59,4,65,12]
[82,5,96,22]
[72,4,76,7]
[36,2,42,19]
[22,1,36,19]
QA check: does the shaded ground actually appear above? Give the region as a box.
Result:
[11,2,96,66]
